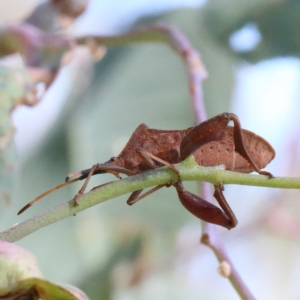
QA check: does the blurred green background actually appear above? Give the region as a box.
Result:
[1,0,300,299]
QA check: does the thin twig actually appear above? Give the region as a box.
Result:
[201,230,257,300]
[180,25,257,298]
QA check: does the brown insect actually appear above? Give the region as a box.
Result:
[18,113,275,229]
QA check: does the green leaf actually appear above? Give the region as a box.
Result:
[18,278,89,300]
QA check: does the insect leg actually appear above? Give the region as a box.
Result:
[180,113,233,160]
[91,182,164,206]
[127,185,165,205]
[213,184,237,228]
[71,163,136,205]
[124,148,180,206]
[228,114,273,178]
[136,148,180,178]
[127,189,143,205]
[133,148,236,229]
[72,164,99,206]
[174,181,234,229]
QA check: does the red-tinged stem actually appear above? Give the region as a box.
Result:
[201,225,257,300]
[175,23,258,300]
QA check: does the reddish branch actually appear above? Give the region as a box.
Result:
[201,227,257,300]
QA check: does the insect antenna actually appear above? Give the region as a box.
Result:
[65,167,119,182]
[65,171,83,182]
[17,177,80,215]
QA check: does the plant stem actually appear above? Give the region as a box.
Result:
[0,156,299,243]
[201,228,257,300]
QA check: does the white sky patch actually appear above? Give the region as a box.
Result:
[232,57,300,174]
[73,0,206,35]
[229,23,262,52]
[12,47,94,160]
[12,67,72,159]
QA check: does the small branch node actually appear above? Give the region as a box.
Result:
[217,261,232,278]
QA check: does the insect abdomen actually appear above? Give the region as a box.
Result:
[193,127,275,173]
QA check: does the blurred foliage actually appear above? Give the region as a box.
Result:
[202,0,300,61]
[25,0,88,32]
[0,60,37,204]
[1,0,300,299]
[77,233,144,300]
